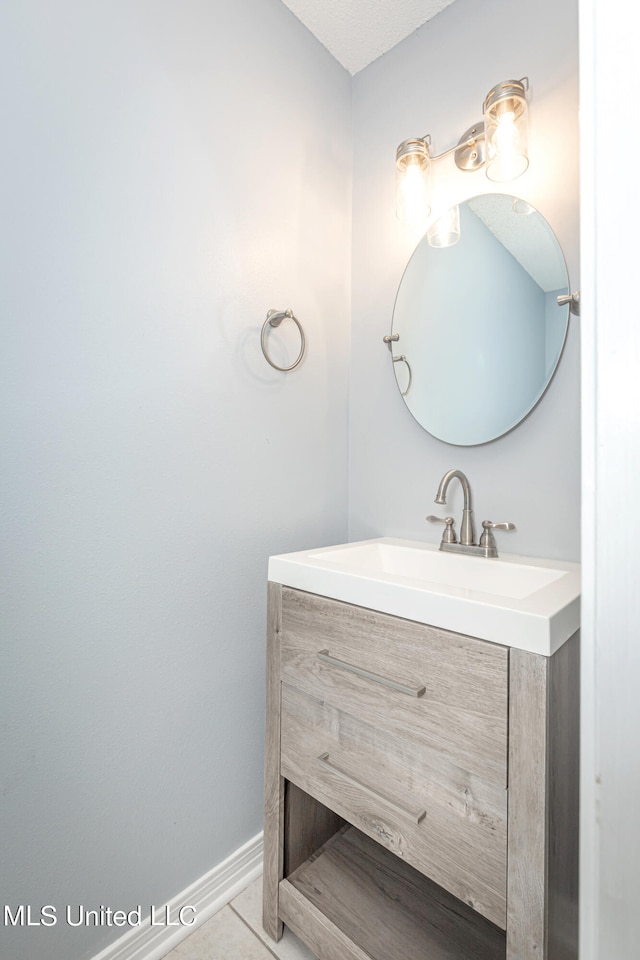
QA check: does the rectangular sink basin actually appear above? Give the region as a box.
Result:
[268,538,580,656]
[308,541,565,600]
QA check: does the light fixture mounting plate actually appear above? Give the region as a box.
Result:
[454,122,486,172]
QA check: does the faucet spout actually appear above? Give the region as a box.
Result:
[434,469,475,545]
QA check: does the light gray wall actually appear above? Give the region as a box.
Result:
[350,0,580,561]
[0,2,350,958]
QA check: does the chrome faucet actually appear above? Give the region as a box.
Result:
[427,468,516,558]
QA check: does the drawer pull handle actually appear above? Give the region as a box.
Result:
[316,649,426,698]
[317,753,426,825]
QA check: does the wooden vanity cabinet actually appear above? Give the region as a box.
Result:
[263,583,579,960]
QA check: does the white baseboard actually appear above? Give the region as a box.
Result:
[90,832,263,960]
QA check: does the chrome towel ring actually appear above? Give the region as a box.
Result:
[261,308,306,371]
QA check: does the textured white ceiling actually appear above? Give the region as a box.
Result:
[469,196,567,293]
[280,0,458,74]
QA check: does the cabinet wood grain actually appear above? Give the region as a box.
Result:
[264,584,580,960]
[506,648,548,957]
[281,681,507,927]
[282,825,506,960]
[280,587,508,787]
[262,581,283,941]
[547,631,579,960]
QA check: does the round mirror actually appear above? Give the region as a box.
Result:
[391,195,570,445]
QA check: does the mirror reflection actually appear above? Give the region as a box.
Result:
[391,195,570,445]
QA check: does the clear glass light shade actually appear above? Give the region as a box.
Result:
[427,205,461,248]
[512,198,535,215]
[396,140,431,225]
[484,80,529,182]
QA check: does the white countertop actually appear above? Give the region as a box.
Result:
[268,537,581,657]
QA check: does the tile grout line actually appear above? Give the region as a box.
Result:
[227,903,283,960]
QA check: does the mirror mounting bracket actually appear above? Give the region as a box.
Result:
[557,291,581,317]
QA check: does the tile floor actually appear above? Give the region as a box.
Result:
[163,876,316,960]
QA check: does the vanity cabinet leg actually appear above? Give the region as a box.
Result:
[263,582,284,942]
[507,649,548,958]
[547,633,580,960]
[507,638,579,960]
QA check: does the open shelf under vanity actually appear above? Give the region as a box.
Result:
[279,823,506,960]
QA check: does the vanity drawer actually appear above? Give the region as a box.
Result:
[280,682,507,929]
[279,587,509,788]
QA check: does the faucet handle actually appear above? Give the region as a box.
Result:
[479,520,516,557]
[426,515,457,544]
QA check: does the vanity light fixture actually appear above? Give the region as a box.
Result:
[396,78,530,226]
[484,79,529,182]
[395,138,431,225]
